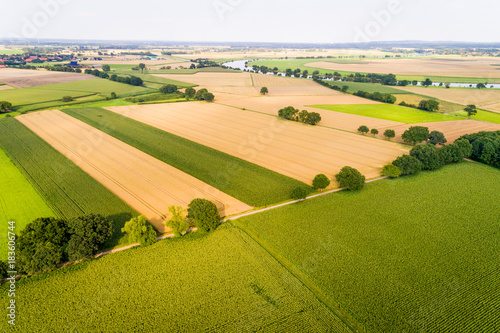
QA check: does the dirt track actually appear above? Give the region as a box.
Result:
[106,102,409,184]
[18,110,251,232]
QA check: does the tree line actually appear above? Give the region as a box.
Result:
[278,106,322,125]
[458,131,500,168]
[0,198,224,280]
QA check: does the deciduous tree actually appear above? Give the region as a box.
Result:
[121,215,157,246]
[187,199,221,233]
[335,166,365,191]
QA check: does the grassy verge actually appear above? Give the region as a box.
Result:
[0,224,351,332]
[63,107,311,207]
[237,162,500,332]
[311,104,463,123]
[0,118,138,249]
[451,109,500,124]
[0,147,55,260]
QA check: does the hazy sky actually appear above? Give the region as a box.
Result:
[1,0,498,44]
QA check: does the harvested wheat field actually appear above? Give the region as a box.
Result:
[217,95,400,132]
[106,103,409,183]
[155,72,258,97]
[307,57,500,78]
[0,68,97,88]
[18,110,251,232]
[251,73,341,96]
[396,86,500,113]
[379,120,500,143]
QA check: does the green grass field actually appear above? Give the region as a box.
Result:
[0,224,351,332]
[249,59,500,84]
[63,107,311,207]
[0,78,154,111]
[0,118,138,249]
[451,109,500,124]
[0,148,55,260]
[325,81,410,94]
[237,162,500,332]
[311,104,463,123]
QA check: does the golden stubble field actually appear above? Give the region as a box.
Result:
[307,57,500,78]
[378,120,500,143]
[106,102,409,183]
[0,68,97,88]
[251,73,340,96]
[18,110,251,232]
[395,86,500,113]
[217,95,402,132]
[155,72,260,97]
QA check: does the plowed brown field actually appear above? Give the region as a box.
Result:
[106,103,409,183]
[18,110,251,232]
[0,68,97,88]
[217,95,401,132]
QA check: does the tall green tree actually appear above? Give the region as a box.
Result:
[402,126,430,145]
[139,63,146,72]
[464,104,477,118]
[428,131,447,145]
[260,87,269,95]
[67,214,113,261]
[392,155,423,176]
[410,144,443,170]
[312,174,330,190]
[121,215,157,246]
[185,87,196,99]
[335,166,365,191]
[187,199,221,233]
[384,129,396,140]
[358,125,369,134]
[0,101,13,112]
[166,206,190,237]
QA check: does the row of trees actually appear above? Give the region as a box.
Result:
[278,106,322,125]
[84,68,144,86]
[458,131,500,168]
[2,197,225,279]
[353,90,397,104]
[358,126,395,140]
[11,214,114,275]
[387,139,473,177]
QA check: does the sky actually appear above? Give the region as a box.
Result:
[1,0,499,44]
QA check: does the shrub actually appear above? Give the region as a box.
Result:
[185,87,196,99]
[381,164,401,178]
[335,166,366,191]
[278,106,299,120]
[291,187,308,200]
[187,199,221,233]
[166,206,190,237]
[195,88,209,100]
[62,96,73,102]
[312,174,330,190]
[121,215,157,246]
[392,155,423,176]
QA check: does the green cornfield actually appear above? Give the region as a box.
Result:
[238,162,500,332]
[0,225,351,332]
[0,118,138,248]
